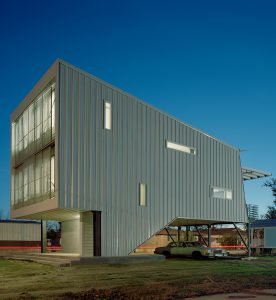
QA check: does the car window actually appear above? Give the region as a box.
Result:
[186,242,194,247]
[194,242,205,248]
[170,242,178,247]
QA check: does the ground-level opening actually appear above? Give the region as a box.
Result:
[133,218,249,257]
[93,211,101,256]
[58,211,101,257]
[17,209,101,257]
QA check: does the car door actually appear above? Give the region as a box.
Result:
[185,242,196,256]
[170,242,186,256]
[169,242,179,255]
[179,242,193,256]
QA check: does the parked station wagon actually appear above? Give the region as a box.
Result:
[154,241,227,258]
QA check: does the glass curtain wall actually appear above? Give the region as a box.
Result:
[11,82,56,209]
[12,147,55,208]
[12,82,55,164]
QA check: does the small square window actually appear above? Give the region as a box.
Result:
[212,186,233,200]
[225,190,232,200]
[190,148,196,155]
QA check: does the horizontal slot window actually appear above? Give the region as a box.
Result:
[212,187,233,200]
[166,140,196,155]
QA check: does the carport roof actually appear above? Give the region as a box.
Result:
[242,167,271,181]
[168,218,242,227]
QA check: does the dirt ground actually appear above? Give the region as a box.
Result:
[192,289,276,299]
[55,280,276,299]
[1,257,276,299]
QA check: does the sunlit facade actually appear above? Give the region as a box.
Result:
[11,83,55,209]
[11,60,254,257]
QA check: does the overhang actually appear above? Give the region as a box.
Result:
[168,217,245,227]
[242,167,271,181]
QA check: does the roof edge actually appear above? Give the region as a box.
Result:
[58,59,240,152]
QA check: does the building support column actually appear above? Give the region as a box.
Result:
[186,226,190,241]
[165,227,176,243]
[177,226,181,246]
[208,224,212,247]
[247,223,251,257]
[41,220,47,253]
[233,223,249,253]
[195,225,208,247]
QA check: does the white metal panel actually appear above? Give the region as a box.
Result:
[0,222,40,241]
[58,61,248,256]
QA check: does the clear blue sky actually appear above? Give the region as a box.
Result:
[0,0,275,217]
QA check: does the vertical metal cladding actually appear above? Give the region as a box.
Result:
[0,221,41,241]
[58,62,248,256]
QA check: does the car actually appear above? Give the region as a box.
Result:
[154,241,226,259]
[212,248,229,257]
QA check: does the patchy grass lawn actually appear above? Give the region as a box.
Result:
[1,257,276,299]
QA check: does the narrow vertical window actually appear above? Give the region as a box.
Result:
[104,101,112,130]
[50,155,55,196]
[51,84,55,136]
[139,183,146,206]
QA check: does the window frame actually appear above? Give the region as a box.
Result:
[104,100,112,130]
[166,140,196,155]
[139,182,147,206]
[211,186,233,200]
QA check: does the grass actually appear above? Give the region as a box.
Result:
[0,257,276,299]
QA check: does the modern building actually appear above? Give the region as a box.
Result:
[0,220,41,253]
[10,60,271,257]
[250,219,276,255]
[246,204,259,222]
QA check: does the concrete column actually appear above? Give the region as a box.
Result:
[41,220,47,253]
[61,218,80,254]
[80,212,94,257]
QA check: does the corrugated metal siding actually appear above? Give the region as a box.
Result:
[265,228,276,248]
[58,62,248,256]
[0,222,40,241]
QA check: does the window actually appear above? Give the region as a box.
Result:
[166,140,196,155]
[104,101,112,130]
[139,183,146,206]
[212,187,233,200]
[50,155,55,196]
[13,146,54,208]
[12,82,55,164]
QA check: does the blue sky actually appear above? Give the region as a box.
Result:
[0,0,275,216]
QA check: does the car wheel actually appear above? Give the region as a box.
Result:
[192,251,202,259]
[163,251,170,258]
